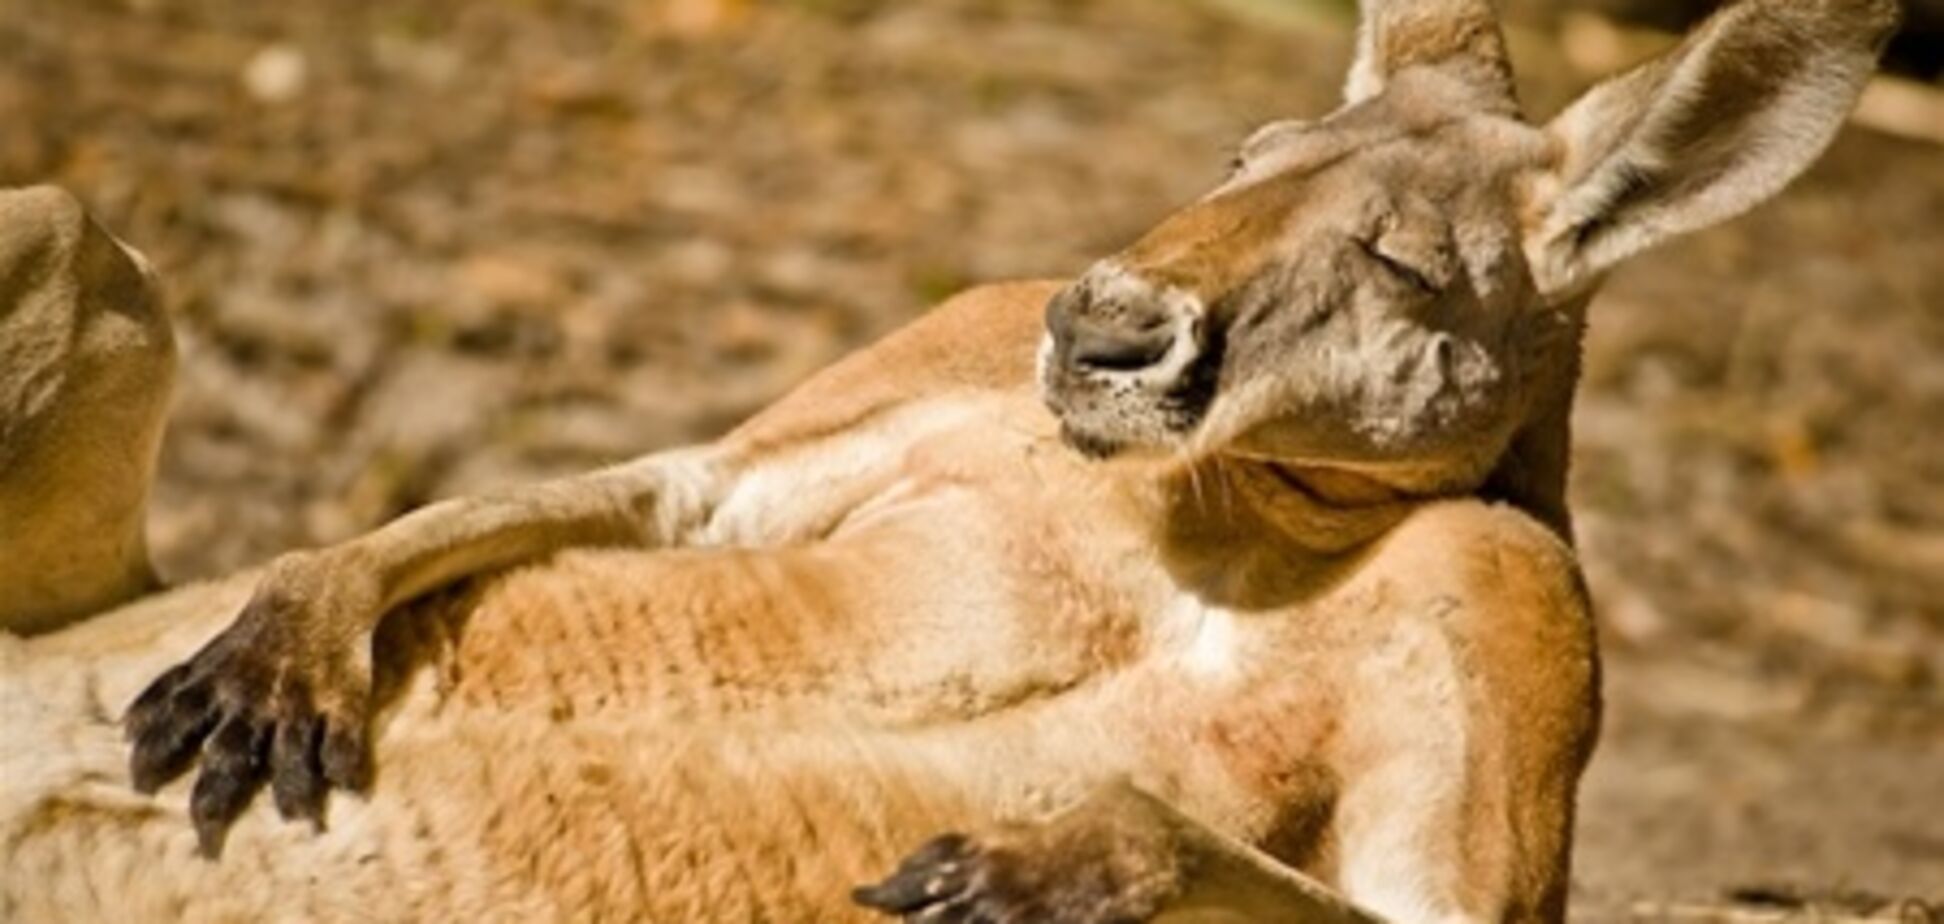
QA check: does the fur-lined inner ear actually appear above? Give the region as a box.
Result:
[1343,0,1517,112]
[1524,0,1898,298]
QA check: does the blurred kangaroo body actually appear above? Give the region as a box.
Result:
[1,0,1896,921]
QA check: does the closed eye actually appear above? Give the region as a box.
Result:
[1223,138,1253,179]
[1356,238,1440,294]
[1228,120,1311,180]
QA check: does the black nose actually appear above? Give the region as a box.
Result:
[1047,285,1178,374]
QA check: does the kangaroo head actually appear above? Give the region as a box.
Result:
[1041,0,1895,503]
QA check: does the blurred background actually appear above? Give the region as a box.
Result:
[2,0,1938,917]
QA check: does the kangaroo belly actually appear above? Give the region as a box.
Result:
[0,548,1190,922]
[5,652,1220,921]
[6,589,1323,923]
[3,485,1435,922]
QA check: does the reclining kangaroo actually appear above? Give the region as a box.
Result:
[1,0,1894,920]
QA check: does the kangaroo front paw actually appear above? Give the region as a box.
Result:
[123,553,379,856]
[854,786,1187,924]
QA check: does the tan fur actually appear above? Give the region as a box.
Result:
[0,1,1894,920]
[0,186,172,635]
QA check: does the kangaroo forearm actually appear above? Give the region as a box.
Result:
[859,780,1390,923]
[1162,820,1382,924]
[339,280,1063,617]
[325,449,723,622]
[1049,783,1381,924]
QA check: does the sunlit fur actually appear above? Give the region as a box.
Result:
[1,0,1896,920]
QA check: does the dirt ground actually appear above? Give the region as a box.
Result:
[2,0,1938,917]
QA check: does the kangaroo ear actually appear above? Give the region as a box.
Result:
[1344,0,1517,109]
[1523,0,1898,298]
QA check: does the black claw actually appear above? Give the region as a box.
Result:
[127,667,223,794]
[128,701,219,795]
[122,585,375,853]
[320,722,371,793]
[123,663,190,742]
[190,715,272,857]
[270,711,326,825]
[852,883,910,914]
[855,834,976,914]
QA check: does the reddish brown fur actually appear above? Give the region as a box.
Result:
[1,0,1895,921]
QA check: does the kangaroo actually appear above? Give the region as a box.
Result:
[2,0,1895,920]
[0,186,172,636]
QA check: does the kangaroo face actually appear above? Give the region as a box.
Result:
[1040,0,1898,499]
[1041,73,1554,496]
